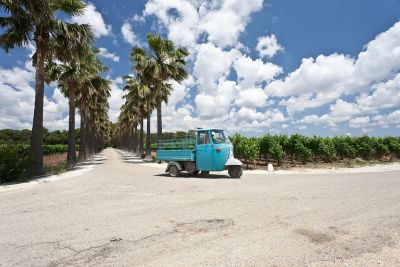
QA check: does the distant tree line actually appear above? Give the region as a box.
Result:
[0,128,80,145]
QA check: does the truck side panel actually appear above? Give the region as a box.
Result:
[157,150,195,161]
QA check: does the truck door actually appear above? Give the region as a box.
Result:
[196,131,213,171]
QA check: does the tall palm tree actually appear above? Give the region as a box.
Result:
[78,74,110,161]
[45,43,94,167]
[130,48,156,159]
[0,0,87,175]
[133,34,189,147]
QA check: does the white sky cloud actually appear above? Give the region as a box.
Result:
[1,1,400,136]
[98,47,120,62]
[234,55,282,89]
[0,61,73,130]
[71,3,112,38]
[108,77,125,122]
[256,34,284,58]
[143,0,263,48]
[121,22,140,46]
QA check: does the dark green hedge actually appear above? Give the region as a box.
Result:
[0,144,31,183]
[0,144,79,184]
[230,134,400,167]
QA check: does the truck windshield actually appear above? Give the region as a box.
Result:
[211,130,229,144]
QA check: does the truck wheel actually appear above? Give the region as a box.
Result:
[201,171,209,175]
[228,166,242,178]
[169,165,180,177]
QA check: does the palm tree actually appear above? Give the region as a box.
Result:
[78,74,111,161]
[134,34,189,147]
[122,76,152,158]
[0,0,87,175]
[45,43,94,167]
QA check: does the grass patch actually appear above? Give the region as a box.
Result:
[44,162,67,175]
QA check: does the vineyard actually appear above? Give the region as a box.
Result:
[0,144,78,184]
[230,134,400,168]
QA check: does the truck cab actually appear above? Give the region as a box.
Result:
[156,128,243,178]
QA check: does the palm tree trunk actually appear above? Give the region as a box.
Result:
[133,124,138,154]
[146,99,152,159]
[128,126,133,152]
[156,87,162,149]
[78,109,86,161]
[67,86,76,168]
[30,40,45,176]
[139,118,144,157]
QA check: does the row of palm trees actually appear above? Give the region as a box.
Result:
[0,0,111,173]
[116,34,189,157]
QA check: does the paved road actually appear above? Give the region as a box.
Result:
[1,148,400,266]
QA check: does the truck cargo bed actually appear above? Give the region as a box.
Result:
[156,137,196,162]
[157,149,195,161]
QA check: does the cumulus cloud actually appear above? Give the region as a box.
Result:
[349,116,370,128]
[270,20,400,130]
[143,0,263,48]
[195,79,238,119]
[256,34,284,58]
[198,0,263,47]
[193,42,239,93]
[71,3,112,38]
[98,47,120,62]
[235,88,268,108]
[121,22,140,46]
[0,61,74,130]
[233,55,282,89]
[108,77,126,122]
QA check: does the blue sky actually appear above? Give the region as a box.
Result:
[1,0,400,136]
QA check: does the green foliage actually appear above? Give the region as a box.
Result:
[0,144,80,183]
[332,136,355,159]
[259,134,284,165]
[229,134,400,166]
[0,128,80,145]
[353,136,375,159]
[321,138,337,162]
[0,144,31,184]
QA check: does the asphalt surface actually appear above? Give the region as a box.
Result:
[1,148,400,266]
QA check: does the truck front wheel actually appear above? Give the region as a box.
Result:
[169,165,180,177]
[228,166,242,178]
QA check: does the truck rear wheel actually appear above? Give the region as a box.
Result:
[228,166,242,178]
[169,165,180,177]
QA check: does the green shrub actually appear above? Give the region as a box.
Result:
[383,136,400,157]
[375,142,390,158]
[333,136,355,159]
[353,136,375,159]
[321,138,337,162]
[269,142,285,165]
[229,133,398,166]
[241,137,259,168]
[259,134,284,165]
[308,136,324,161]
[259,134,273,160]
[0,144,30,184]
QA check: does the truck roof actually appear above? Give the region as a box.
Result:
[193,128,223,132]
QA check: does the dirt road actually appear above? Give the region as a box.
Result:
[1,148,400,266]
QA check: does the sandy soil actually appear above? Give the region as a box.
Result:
[1,148,399,266]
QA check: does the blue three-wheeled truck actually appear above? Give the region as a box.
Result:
[156,128,243,178]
